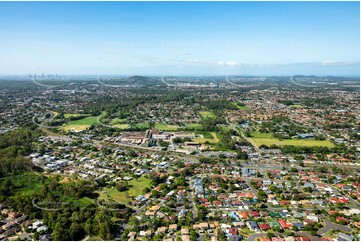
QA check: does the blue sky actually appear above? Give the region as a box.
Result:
[0,1,359,76]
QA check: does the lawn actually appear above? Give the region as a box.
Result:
[239,227,253,236]
[199,111,217,119]
[192,132,219,144]
[98,187,131,204]
[250,132,335,147]
[98,177,152,205]
[127,177,152,196]
[232,102,250,110]
[60,115,99,132]
[267,220,282,229]
[185,123,203,130]
[155,123,179,131]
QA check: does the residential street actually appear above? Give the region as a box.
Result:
[317,215,352,235]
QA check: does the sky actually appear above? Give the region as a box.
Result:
[0,1,359,76]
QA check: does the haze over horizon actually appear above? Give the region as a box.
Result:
[0,1,359,76]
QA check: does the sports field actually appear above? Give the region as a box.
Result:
[64,113,89,118]
[250,132,335,147]
[199,111,217,119]
[155,123,179,131]
[60,116,99,131]
[185,123,203,130]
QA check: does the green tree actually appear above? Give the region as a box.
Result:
[116,182,129,192]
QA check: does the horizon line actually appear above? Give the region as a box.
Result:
[0,74,360,78]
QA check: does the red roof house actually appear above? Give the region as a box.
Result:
[258,223,271,231]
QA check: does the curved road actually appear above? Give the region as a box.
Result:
[32,78,60,88]
[161,76,176,87]
[225,75,248,88]
[317,216,352,235]
[32,111,59,129]
[289,75,320,88]
[246,232,268,241]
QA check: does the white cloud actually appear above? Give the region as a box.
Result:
[187,59,201,64]
[296,61,359,67]
[217,61,238,66]
[183,59,212,65]
[320,60,358,66]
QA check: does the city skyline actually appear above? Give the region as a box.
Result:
[0,1,359,76]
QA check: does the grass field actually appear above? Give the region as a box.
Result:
[98,177,152,205]
[199,111,217,119]
[192,132,220,144]
[64,113,89,118]
[67,197,95,207]
[110,118,128,124]
[220,126,232,132]
[232,102,251,110]
[59,177,71,183]
[0,173,95,207]
[135,123,150,129]
[155,123,179,131]
[86,236,103,241]
[0,172,45,196]
[185,123,203,130]
[250,132,335,147]
[290,104,304,109]
[107,117,129,129]
[60,115,99,131]
[113,124,130,129]
[267,220,282,230]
